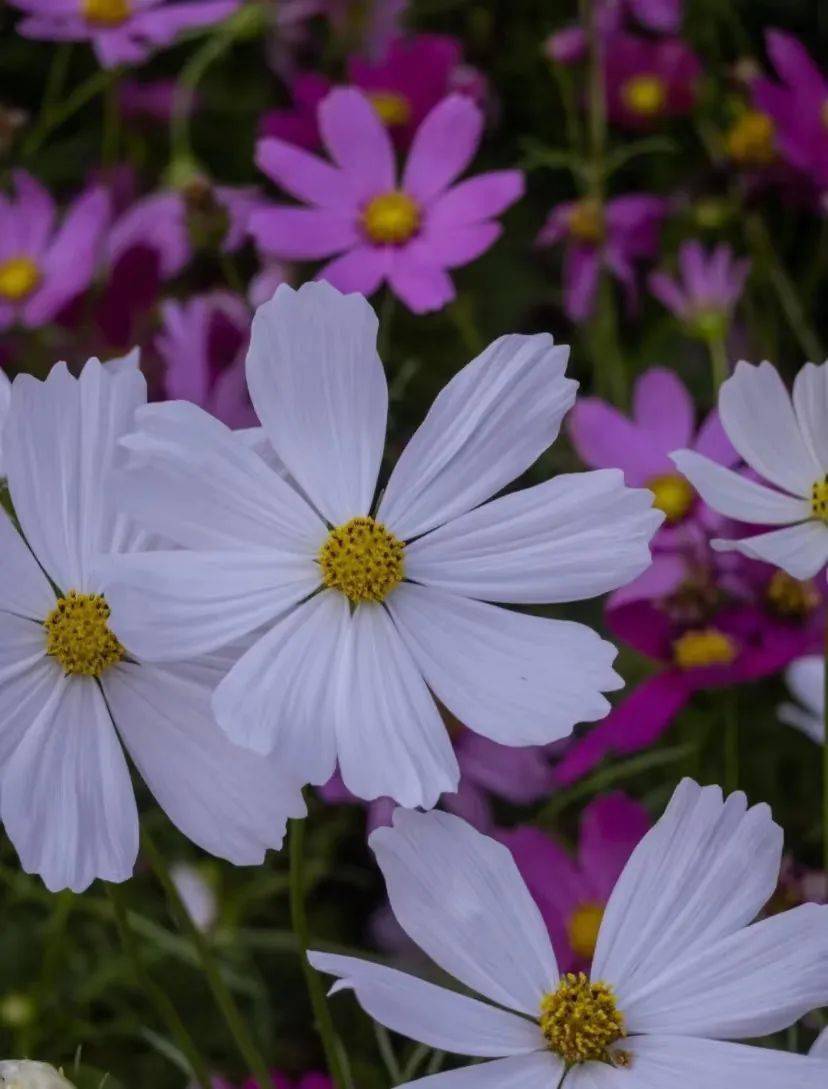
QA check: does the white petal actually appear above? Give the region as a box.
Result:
[670,450,809,524]
[718,360,819,496]
[370,808,558,1015]
[0,615,57,768]
[396,1054,562,1089]
[779,701,824,743]
[793,362,828,472]
[5,359,146,591]
[335,603,458,808]
[378,334,575,540]
[101,550,320,661]
[388,583,620,746]
[0,511,55,620]
[104,662,305,864]
[405,471,662,603]
[812,1028,828,1057]
[308,952,543,1057]
[621,902,828,1038]
[780,655,823,742]
[246,282,387,524]
[593,780,782,1007]
[0,676,138,892]
[212,591,347,785]
[712,521,828,580]
[118,399,325,551]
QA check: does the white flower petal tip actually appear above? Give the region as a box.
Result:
[0,1061,76,1089]
[709,522,828,580]
[812,1027,828,1057]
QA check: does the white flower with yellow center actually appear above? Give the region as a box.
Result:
[100,281,662,809]
[672,360,828,579]
[310,780,828,1089]
[0,357,304,893]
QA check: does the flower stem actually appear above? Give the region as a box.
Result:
[724,689,739,794]
[706,334,729,393]
[288,809,349,1089]
[21,67,116,159]
[106,883,213,1089]
[141,829,273,1089]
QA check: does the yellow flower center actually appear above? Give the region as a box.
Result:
[369,91,412,128]
[44,591,125,677]
[539,973,625,1065]
[567,902,604,961]
[811,476,828,522]
[567,198,604,244]
[81,0,130,23]
[766,570,820,618]
[621,74,667,117]
[318,516,404,604]
[673,627,737,670]
[361,191,421,245]
[725,110,776,167]
[0,256,40,301]
[647,473,694,524]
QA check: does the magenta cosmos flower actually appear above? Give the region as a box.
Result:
[250,90,523,314]
[649,241,750,341]
[604,33,700,129]
[544,0,682,65]
[500,793,650,971]
[10,0,239,67]
[536,193,666,321]
[0,171,108,333]
[752,30,828,189]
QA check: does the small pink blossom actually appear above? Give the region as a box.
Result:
[649,241,750,338]
[604,33,700,130]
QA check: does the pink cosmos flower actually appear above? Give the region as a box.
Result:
[752,30,828,189]
[260,72,330,151]
[250,90,523,314]
[156,292,256,429]
[536,193,666,321]
[649,241,750,340]
[10,0,239,67]
[499,793,650,971]
[604,33,700,129]
[544,0,682,65]
[0,171,108,333]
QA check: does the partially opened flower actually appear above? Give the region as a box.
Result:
[310,781,828,1088]
[649,241,750,343]
[250,90,523,314]
[672,361,828,580]
[500,793,650,971]
[101,281,661,809]
[605,33,700,130]
[9,0,239,68]
[0,357,304,892]
[0,171,108,332]
[536,194,666,322]
[779,654,823,743]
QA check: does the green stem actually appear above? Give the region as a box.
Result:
[106,884,213,1089]
[170,29,234,162]
[581,0,607,199]
[288,811,348,1089]
[141,830,273,1089]
[101,73,122,167]
[377,287,396,362]
[724,689,739,794]
[21,67,116,159]
[706,334,729,393]
[41,44,74,123]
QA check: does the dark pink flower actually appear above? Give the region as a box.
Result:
[752,30,828,189]
[543,0,682,65]
[259,72,331,151]
[604,33,700,129]
[536,193,666,321]
[0,170,108,332]
[251,89,523,314]
[499,793,650,970]
[106,191,190,281]
[10,0,239,68]
[649,241,750,340]
[156,292,256,429]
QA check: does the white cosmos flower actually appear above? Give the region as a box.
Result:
[310,779,828,1089]
[672,360,828,579]
[0,1061,74,1089]
[779,655,824,743]
[0,358,304,893]
[99,281,662,809]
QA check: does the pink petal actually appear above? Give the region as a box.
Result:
[427,171,524,229]
[563,245,600,322]
[693,408,739,466]
[402,94,483,203]
[387,247,455,313]
[255,137,355,210]
[632,367,694,452]
[418,221,500,268]
[318,88,395,199]
[10,170,56,258]
[577,792,650,900]
[567,397,670,484]
[247,205,357,259]
[316,245,389,296]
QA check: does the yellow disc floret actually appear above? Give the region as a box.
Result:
[567,198,604,244]
[647,473,694,524]
[766,570,820,618]
[370,91,412,128]
[361,191,421,245]
[318,516,404,604]
[44,591,125,677]
[540,973,625,1065]
[621,75,667,117]
[81,0,130,23]
[673,627,737,670]
[726,110,776,168]
[0,257,40,301]
[567,902,604,961]
[811,476,828,522]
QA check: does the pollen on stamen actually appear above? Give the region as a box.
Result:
[44,591,125,677]
[811,476,828,523]
[361,191,421,245]
[318,516,405,604]
[81,0,131,24]
[539,973,626,1066]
